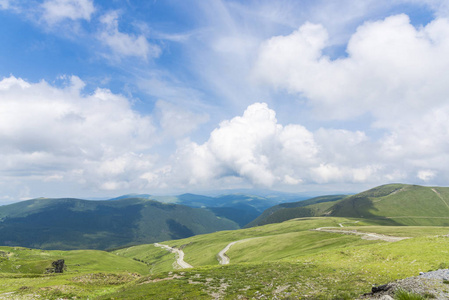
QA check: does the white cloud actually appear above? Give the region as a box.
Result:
[417,169,436,181]
[0,75,156,194]
[254,14,449,121]
[174,102,385,188]
[42,0,95,23]
[249,14,449,187]
[170,99,449,189]
[98,11,160,60]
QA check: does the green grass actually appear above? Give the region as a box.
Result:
[2,216,449,299]
[120,217,449,269]
[0,246,150,275]
[102,233,449,299]
[163,217,376,266]
[226,230,376,263]
[0,246,151,299]
[330,184,449,226]
[394,289,427,300]
[113,244,175,274]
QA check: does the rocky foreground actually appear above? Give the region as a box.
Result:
[359,269,449,299]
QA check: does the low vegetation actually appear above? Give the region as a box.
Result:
[1,184,449,299]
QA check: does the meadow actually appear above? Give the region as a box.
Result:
[2,215,449,299]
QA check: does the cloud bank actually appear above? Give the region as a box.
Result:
[0,76,155,197]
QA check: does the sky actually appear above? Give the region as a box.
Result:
[1,0,449,203]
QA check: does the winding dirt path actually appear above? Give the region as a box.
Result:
[217,238,259,265]
[432,188,449,211]
[154,243,193,269]
[311,227,409,242]
[338,221,359,227]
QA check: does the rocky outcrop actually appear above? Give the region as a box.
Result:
[359,269,449,299]
[46,259,66,273]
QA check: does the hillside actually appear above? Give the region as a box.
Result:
[247,184,449,227]
[2,184,449,298]
[2,216,449,299]
[0,197,239,250]
[327,184,449,225]
[246,194,347,227]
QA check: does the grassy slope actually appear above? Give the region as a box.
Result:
[329,184,449,226]
[113,244,175,274]
[103,236,449,300]
[104,219,449,299]
[0,246,150,299]
[248,184,449,228]
[2,216,449,299]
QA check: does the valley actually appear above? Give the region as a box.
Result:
[1,184,449,299]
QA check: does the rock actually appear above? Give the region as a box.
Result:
[51,259,65,273]
[372,284,390,293]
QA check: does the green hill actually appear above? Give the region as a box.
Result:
[0,198,239,250]
[248,184,449,227]
[2,215,449,299]
[3,184,449,298]
[327,184,449,225]
[246,194,347,227]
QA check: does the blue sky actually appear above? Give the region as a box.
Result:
[1,0,449,202]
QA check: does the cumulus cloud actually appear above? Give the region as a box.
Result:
[170,97,449,189]
[0,75,156,194]
[98,11,160,60]
[250,14,449,187]
[41,0,95,23]
[254,14,449,121]
[173,102,386,189]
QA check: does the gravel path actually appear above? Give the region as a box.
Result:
[432,188,449,211]
[217,238,259,265]
[312,227,409,242]
[154,243,193,269]
[338,221,360,227]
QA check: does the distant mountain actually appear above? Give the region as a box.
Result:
[327,184,449,226]
[108,194,152,201]
[109,192,309,227]
[0,197,239,250]
[246,195,347,227]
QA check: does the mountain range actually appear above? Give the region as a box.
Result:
[2,184,449,251]
[0,192,306,250]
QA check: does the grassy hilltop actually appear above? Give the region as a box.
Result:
[1,184,449,299]
[248,184,449,227]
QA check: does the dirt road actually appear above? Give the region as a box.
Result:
[217,238,259,265]
[154,243,193,269]
[312,227,409,242]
